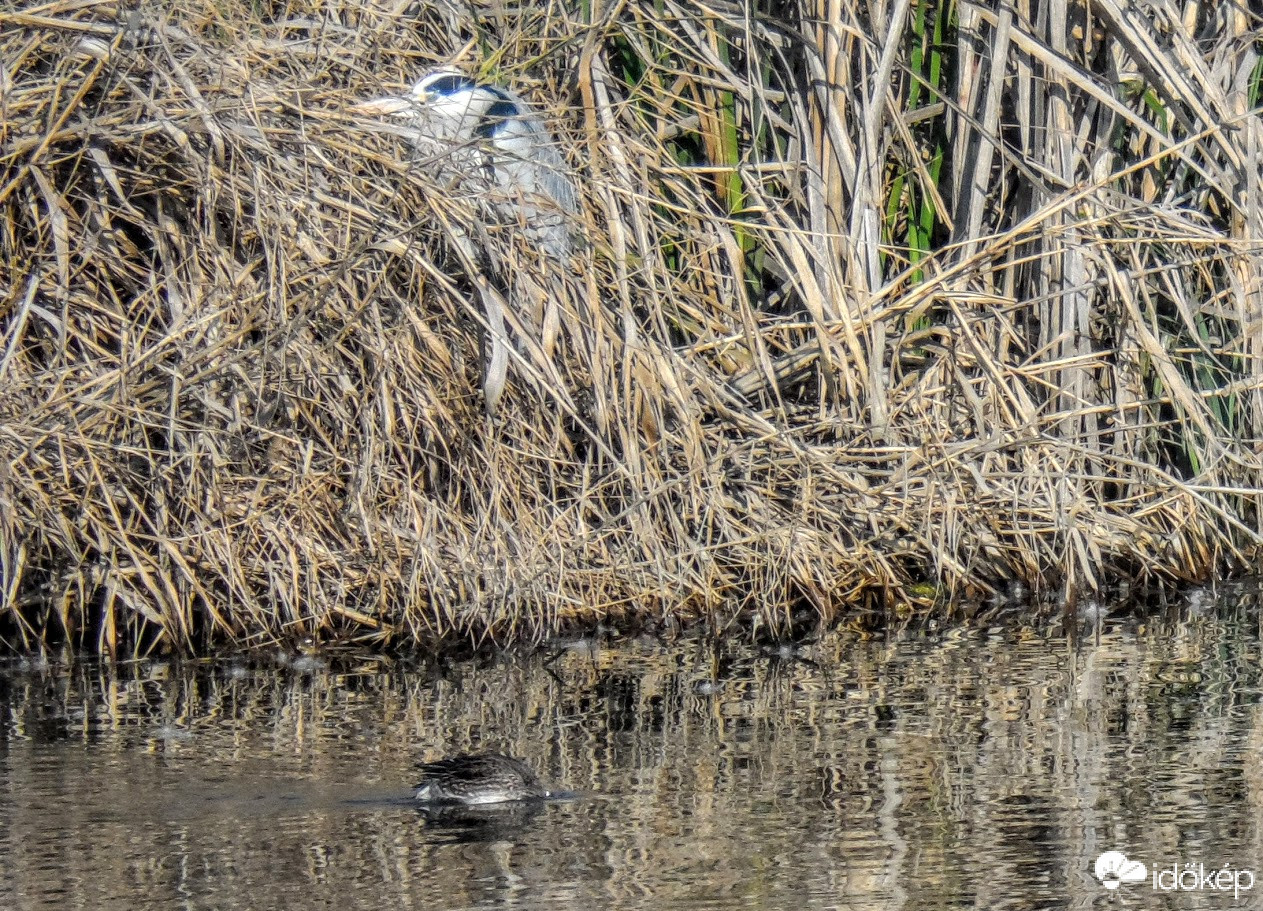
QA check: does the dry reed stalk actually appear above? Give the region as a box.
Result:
[0,0,1261,655]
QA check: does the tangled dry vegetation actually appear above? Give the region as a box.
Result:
[2,0,1262,655]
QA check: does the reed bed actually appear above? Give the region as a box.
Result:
[1,0,1261,655]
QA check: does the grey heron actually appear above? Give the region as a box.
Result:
[354,69,579,415]
[357,69,576,255]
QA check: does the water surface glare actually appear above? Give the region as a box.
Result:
[1,589,1261,910]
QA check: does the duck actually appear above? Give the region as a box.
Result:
[414,752,553,805]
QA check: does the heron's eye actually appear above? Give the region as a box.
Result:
[475,99,522,138]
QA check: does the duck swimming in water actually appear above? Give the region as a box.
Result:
[414,752,553,805]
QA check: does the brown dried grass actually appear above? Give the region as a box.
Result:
[1,0,1261,655]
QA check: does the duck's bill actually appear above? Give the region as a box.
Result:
[351,96,415,117]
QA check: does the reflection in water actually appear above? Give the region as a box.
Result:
[415,799,546,842]
[0,582,1261,909]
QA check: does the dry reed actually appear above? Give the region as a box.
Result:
[1,0,1261,655]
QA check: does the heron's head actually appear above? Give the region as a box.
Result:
[354,68,520,144]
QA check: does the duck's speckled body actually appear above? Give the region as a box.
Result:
[414,752,552,805]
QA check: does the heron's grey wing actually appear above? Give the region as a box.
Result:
[487,116,577,258]
[508,116,576,213]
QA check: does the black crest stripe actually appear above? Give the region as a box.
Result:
[475,99,522,137]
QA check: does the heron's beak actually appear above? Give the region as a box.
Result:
[350,95,416,117]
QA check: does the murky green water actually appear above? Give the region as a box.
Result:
[2,584,1262,910]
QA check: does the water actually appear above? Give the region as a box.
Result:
[1,584,1261,910]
